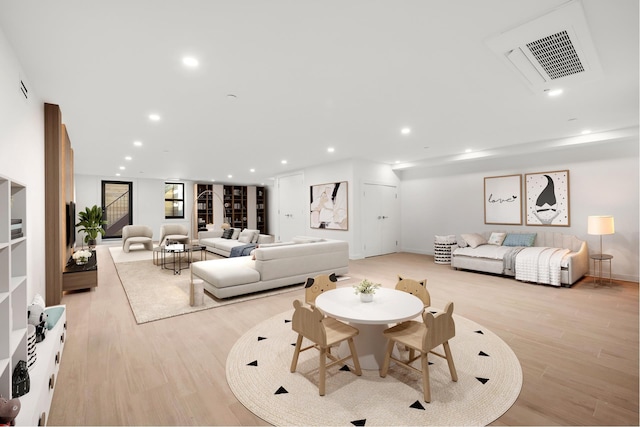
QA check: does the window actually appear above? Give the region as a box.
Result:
[164,183,184,219]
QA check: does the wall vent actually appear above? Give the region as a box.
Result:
[485,1,602,94]
[20,79,28,99]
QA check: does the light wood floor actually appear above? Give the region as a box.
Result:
[48,247,639,426]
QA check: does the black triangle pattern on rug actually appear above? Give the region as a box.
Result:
[351,419,366,426]
[247,360,258,366]
[284,319,291,323]
[258,336,267,341]
[275,386,288,394]
[474,330,484,334]
[479,351,489,356]
[476,377,489,384]
[339,364,351,372]
[410,400,426,410]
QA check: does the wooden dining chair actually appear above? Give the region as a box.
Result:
[304,273,337,307]
[395,276,430,308]
[290,299,362,396]
[380,301,458,403]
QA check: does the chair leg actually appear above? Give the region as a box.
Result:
[290,334,303,373]
[443,341,458,382]
[346,337,362,376]
[319,346,327,396]
[421,352,431,403]
[379,339,395,377]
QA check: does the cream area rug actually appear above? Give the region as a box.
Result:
[227,309,523,426]
[108,247,304,324]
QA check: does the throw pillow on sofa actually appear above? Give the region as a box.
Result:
[460,233,487,249]
[238,229,256,243]
[503,233,537,247]
[487,232,507,246]
[222,228,234,239]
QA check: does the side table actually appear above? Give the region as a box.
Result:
[590,253,613,286]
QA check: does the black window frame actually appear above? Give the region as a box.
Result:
[164,182,185,219]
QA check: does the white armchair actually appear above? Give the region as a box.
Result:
[159,224,189,246]
[122,225,153,253]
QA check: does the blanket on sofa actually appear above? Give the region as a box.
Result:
[230,244,256,258]
[503,247,525,275]
[515,247,570,286]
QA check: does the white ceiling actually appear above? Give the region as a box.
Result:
[0,0,638,185]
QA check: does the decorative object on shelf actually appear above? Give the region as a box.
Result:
[353,278,380,302]
[310,181,348,230]
[76,204,107,249]
[72,249,92,265]
[483,174,522,225]
[11,360,29,398]
[525,170,570,226]
[27,325,36,371]
[0,395,21,426]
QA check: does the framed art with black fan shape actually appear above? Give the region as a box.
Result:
[525,170,570,226]
[484,174,522,225]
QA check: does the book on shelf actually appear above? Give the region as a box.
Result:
[11,232,24,239]
[11,218,22,224]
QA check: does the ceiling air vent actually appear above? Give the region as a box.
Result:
[485,1,602,94]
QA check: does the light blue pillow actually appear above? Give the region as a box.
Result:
[503,233,537,247]
[45,306,65,330]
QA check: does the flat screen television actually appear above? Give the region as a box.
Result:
[66,201,76,247]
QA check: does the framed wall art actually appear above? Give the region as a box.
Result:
[525,170,570,226]
[484,174,522,225]
[310,181,348,230]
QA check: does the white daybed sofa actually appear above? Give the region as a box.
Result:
[451,231,588,286]
[198,228,275,257]
[191,238,349,298]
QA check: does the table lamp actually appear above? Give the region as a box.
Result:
[587,215,615,255]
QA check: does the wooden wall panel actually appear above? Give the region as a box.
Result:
[44,103,74,306]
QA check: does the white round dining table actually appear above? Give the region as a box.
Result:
[315,287,424,370]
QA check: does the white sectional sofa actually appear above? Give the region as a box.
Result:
[191,238,349,298]
[198,228,275,257]
[451,231,589,286]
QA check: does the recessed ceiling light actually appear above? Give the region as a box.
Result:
[227,174,232,179]
[465,149,472,153]
[182,56,199,67]
[125,156,132,161]
[547,89,563,97]
[250,168,255,173]
[116,173,121,177]
[133,140,143,147]
[401,127,411,135]
[149,114,161,121]
[281,160,288,164]
[211,179,216,182]
[395,160,401,164]
[119,166,125,170]
[327,147,335,153]
[581,129,592,135]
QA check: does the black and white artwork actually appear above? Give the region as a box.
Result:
[484,174,522,225]
[310,181,348,230]
[525,170,570,226]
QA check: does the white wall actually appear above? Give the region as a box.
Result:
[75,175,193,244]
[0,26,46,302]
[399,140,639,282]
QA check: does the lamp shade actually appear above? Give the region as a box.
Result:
[587,215,615,235]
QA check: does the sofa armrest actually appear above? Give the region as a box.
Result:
[564,241,589,285]
[199,230,223,240]
[257,234,275,244]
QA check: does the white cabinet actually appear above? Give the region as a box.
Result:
[0,175,65,425]
[0,175,28,403]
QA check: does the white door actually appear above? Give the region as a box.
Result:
[278,173,305,242]
[363,184,398,257]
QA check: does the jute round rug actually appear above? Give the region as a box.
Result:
[227,309,522,426]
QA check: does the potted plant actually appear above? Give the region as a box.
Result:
[76,205,106,249]
[353,278,381,303]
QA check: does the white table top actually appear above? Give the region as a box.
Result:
[315,287,424,325]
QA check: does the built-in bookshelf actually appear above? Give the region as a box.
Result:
[0,174,28,404]
[224,185,248,230]
[194,183,214,234]
[256,186,267,234]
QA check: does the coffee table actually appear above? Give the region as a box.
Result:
[157,244,207,275]
[315,287,424,370]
